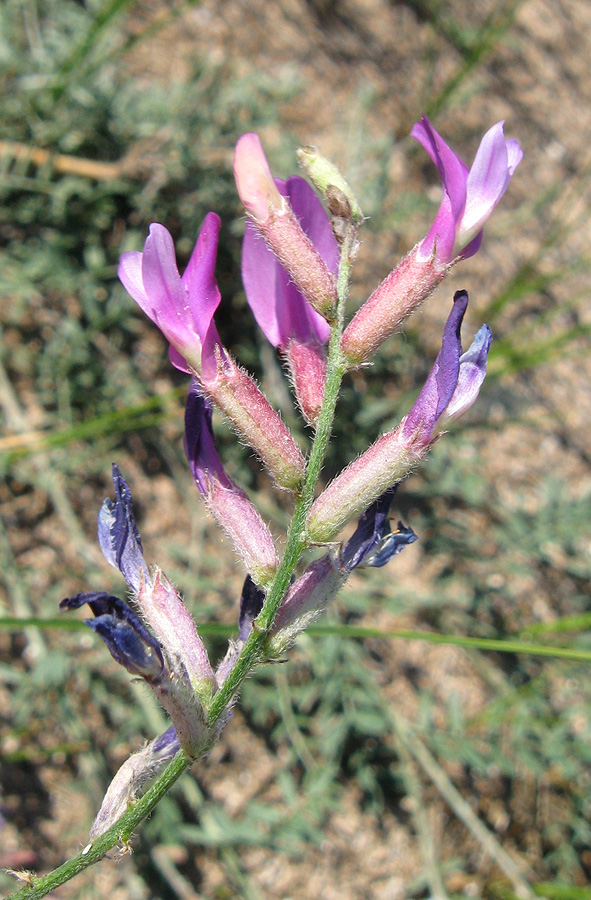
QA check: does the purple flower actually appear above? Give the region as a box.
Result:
[402,290,492,445]
[184,381,279,585]
[118,213,223,381]
[184,382,230,494]
[411,116,523,264]
[242,176,337,349]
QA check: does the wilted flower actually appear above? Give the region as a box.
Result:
[90,726,180,838]
[266,488,416,655]
[184,381,279,587]
[62,465,216,757]
[340,486,417,572]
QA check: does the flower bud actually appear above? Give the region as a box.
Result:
[268,555,345,656]
[297,146,364,225]
[284,338,327,427]
[136,569,215,703]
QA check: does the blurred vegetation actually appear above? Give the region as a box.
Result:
[1,0,591,898]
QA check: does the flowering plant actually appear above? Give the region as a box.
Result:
[8,118,520,899]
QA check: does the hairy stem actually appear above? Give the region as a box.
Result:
[6,750,190,900]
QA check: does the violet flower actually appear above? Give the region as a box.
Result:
[184,381,279,586]
[412,116,523,264]
[309,291,492,542]
[119,217,305,491]
[402,290,492,445]
[119,213,223,382]
[341,118,521,365]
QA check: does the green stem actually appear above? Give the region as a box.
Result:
[6,225,357,900]
[6,751,190,900]
[207,225,355,723]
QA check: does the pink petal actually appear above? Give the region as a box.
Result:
[141,224,192,341]
[461,122,518,238]
[118,251,151,315]
[242,221,284,346]
[241,177,334,347]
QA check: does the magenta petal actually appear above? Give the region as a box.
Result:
[242,176,334,347]
[286,177,339,276]
[412,116,469,263]
[182,212,223,345]
[168,345,190,373]
[141,224,191,341]
[284,176,334,343]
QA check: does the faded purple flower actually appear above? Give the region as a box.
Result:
[402,290,492,445]
[90,725,180,838]
[412,116,523,264]
[184,381,279,585]
[242,176,336,349]
[118,213,223,381]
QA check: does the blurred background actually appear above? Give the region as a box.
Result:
[1,0,591,897]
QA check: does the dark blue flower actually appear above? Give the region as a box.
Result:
[97,464,150,592]
[342,487,417,573]
[60,591,164,681]
[237,574,265,643]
